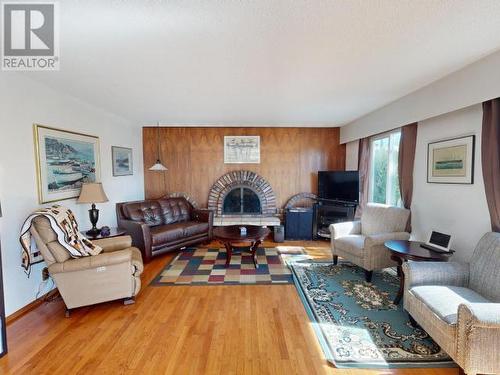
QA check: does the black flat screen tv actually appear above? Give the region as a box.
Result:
[318,171,359,203]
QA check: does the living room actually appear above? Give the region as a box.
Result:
[0,1,499,374]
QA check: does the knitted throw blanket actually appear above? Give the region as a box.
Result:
[20,205,102,275]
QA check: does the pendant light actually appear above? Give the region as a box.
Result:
[149,122,168,171]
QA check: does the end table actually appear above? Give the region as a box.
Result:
[385,240,453,305]
[85,227,126,240]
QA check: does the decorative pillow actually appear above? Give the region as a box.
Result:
[142,207,163,226]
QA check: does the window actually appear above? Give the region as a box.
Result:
[369,130,402,206]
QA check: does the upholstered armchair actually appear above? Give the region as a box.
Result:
[329,203,410,281]
[403,232,500,375]
[30,216,144,315]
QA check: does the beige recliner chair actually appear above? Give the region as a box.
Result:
[329,203,410,282]
[30,217,143,315]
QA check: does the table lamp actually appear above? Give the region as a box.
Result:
[77,182,109,236]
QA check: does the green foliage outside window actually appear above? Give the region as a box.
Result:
[372,142,388,203]
[370,132,402,207]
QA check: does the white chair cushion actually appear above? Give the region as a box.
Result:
[411,285,490,325]
[361,203,410,235]
[334,235,366,256]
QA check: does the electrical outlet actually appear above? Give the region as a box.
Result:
[42,267,49,281]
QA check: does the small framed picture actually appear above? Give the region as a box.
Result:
[427,135,475,184]
[112,146,133,176]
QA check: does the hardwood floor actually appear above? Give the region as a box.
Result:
[0,240,459,375]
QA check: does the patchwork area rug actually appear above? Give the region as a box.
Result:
[289,260,455,369]
[152,247,296,285]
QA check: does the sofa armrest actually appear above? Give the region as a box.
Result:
[456,303,500,374]
[91,235,132,252]
[193,209,214,223]
[48,248,133,274]
[329,221,361,239]
[193,209,214,239]
[403,261,470,289]
[458,303,500,328]
[117,219,150,249]
[365,231,410,247]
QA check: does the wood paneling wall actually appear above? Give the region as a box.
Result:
[143,127,345,208]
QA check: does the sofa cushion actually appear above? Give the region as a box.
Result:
[410,285,490,324]
[158,198,191,224]
[150,223,186,246]
[334,235,366,256]
[183,221,209,237]
[150,221,209,247]
[122,201,163,226]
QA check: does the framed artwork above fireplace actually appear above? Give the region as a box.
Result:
[224,136,260,164]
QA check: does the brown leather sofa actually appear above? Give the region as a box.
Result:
[116,197,214,262]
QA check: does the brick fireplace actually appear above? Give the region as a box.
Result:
[207,170,280,226]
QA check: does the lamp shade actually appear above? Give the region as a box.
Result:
[149,122,168,171]
[149,160,168,171]
[77,183,109,204]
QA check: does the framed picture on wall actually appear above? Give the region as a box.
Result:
[112,146,133,176]
[427,135,475,184]
[33,124,101,204]
[224,136,260,164]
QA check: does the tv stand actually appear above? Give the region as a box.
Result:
[316,198,357,207]
[313,200,357,240]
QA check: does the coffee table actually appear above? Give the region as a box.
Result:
[385,240,453,305]
[213,225,270,268]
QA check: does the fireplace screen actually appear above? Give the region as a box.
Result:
[223,187,261,214]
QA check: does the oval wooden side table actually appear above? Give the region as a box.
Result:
[385,240,453,305]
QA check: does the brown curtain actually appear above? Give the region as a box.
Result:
[482,98,500,232]
[356,137,371,218]
[398,123,418,231]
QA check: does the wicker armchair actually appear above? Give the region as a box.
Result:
[403,232,500,375]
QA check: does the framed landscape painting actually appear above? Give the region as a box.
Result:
[427,135,475,184]
[34,124,101,204]
[112,146,133,176]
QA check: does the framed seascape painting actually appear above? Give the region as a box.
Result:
[34,124,101,204]
[427,135,475,184]
[224,136,260,164]
[112,146,133,176]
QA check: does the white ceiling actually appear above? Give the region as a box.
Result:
[22,0,500,127]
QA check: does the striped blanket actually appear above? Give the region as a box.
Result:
[20,205,102,275]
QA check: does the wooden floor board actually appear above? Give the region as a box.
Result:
[0,240,459,375]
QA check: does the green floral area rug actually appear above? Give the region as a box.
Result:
[289,260,456,369]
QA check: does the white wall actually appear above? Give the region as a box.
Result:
[345,140,359,171]
[344,105,490,262]
[412,104,490,263]
[0,73,144,316]
[340,50,500,143]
